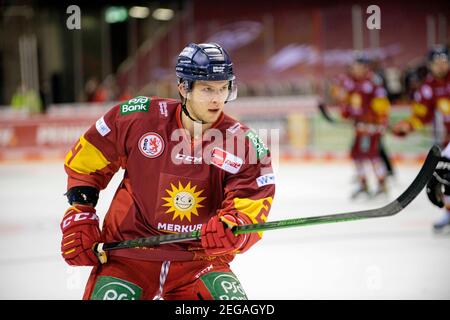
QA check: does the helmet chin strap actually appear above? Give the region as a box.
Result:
[181,97,207,124]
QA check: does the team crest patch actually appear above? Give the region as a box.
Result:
[139,132,165,158]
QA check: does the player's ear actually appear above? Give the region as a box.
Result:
[178,82,187,99]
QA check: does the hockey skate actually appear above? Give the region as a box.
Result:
[433,212,450,233]
[371,182,388,198]
[351,183,371,199]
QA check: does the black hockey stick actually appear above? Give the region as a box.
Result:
[94,145,440,255]
[318,103,338,123]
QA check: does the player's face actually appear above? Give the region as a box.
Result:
[187,80,229,123]
[350,63,369,79]
[429,57,449,78]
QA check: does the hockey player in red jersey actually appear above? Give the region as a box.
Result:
[61,43,275,299]
[393,45,450,144]
[329,69,395,179]
[338,53,391,198]
[393,45,450,231]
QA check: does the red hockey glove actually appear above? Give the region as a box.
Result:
[392,120,413,137]
[60,205,107,266]
[201,213,250,256]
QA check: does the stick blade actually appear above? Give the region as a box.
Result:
[395,144,441,209]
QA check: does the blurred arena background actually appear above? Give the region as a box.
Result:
[0,0,448,161]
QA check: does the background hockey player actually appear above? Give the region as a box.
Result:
[393,45,450,231]
[337,53,391,198]
[60,43,276,300]
[393,45,450,144]
[328,64,395,179]
[426,142,450,232]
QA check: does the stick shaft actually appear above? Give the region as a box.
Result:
[96,145,440,253]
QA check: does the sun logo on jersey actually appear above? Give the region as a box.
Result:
[162,182,206,222]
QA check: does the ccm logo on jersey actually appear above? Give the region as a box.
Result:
[256,173,275,187]
[139,132,165,158]
[62,212,99,230]
[210,147,243,174]
[175,153,202,164]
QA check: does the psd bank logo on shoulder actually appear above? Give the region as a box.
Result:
[120,96,150,115]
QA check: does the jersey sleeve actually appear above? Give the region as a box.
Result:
[217,130,276,253]
[370,86,391,124]
[64,105,125,191]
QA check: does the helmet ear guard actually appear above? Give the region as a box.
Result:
[178,78,193,91]
[177,78,191,99]
[227,80,238,102]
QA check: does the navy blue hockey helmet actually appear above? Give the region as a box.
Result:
[176,43,235,82]
[352,51,371,65]
[176,42,237,103]
[427,45,449,62]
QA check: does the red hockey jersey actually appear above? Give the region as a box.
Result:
[340,74,390,126]
[406,72,450,144]
[64,96,275,262]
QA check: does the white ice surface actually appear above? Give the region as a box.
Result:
[0,160,449,299]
